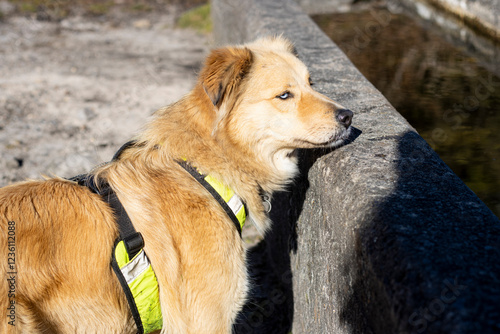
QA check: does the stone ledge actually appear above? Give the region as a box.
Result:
[421,0,500,40]
[212,0,500,333]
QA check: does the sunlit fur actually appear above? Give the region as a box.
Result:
[0,36,351,333]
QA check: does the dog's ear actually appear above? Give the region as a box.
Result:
[200,46,253,108]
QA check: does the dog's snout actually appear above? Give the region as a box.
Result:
[335,109,353,128]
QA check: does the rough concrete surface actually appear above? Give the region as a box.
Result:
[388,0,500,79]
[214,0,500,333]
[294,0,353,14]
[0,8,209,186]
[295,0,500,35]
[431,0,500,32]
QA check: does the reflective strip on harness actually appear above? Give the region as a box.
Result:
[204,174,246,229]
[114,241,163,333]
[119,247,150,284]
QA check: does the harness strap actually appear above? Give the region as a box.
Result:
[71,174,149,333]
[72,140,146,258]
[112,140,140,161]
[67,141,244,333]
[72,175,145,258]
[177,160,244,235]
[70,143,158,334]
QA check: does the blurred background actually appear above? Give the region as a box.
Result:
[1,0,499,219]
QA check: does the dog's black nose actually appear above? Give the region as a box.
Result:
[336,109,353,128]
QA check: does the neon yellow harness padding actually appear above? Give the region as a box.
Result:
[204,174,246,230]
[114,241,163,333]
[110,165,245,334]
[75,143,246,334]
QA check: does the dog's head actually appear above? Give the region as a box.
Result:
[199,36,352,179]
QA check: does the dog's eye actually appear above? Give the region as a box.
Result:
[277,91,292,100]
[308,77,314,86]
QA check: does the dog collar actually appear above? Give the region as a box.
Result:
[177,160,246,234]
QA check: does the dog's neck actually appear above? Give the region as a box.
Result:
[130,87,298,233]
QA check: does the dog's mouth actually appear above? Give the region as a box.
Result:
[299,126,352,148]
[326,126,352,148]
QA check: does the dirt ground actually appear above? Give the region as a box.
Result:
[0,3,210,186]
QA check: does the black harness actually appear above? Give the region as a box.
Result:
[68,140,244,333]
[69,140,145,259]
[69,173,147,333]
[176,160,243,236]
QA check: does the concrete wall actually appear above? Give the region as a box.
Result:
[294,0,352,14]
[212,0,500,333]
[388,0,500,78]
[416,0,500,39]
[295,0,500,40]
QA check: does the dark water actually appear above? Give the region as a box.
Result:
[313,8,500,218]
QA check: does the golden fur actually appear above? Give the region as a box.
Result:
[0,37,352,333]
